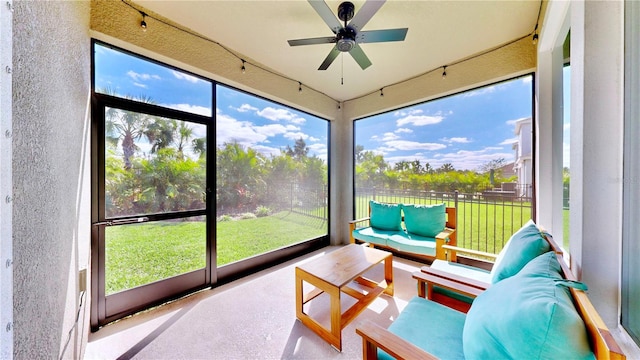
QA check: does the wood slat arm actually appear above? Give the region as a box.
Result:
[356,320,438,360]
[441,244,498,262]
[349,217,371,225]
[420,266,490,291]
[434,228,456,260]
[349,217,371,243]
[413,270,484,300]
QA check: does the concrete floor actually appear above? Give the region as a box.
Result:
[84,246,425,360]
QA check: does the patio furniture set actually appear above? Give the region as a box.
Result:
[295,201,625,359]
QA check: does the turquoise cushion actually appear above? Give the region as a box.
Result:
[490,219,551,283]
[380,297,466,360]
[351,227,397,246]
[369,200,402,231]
[403,203,446,237]
[463,252,594,360]
[387,233,436,257]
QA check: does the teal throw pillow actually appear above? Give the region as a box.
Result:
[403,203,446,238]
[369,200,402,231]
[490,219,551,283]
[463,251,594,360]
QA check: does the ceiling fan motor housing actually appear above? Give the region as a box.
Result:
[336,27,356,52]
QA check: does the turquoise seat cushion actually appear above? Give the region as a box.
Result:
[403,203,446,237]
[490,219,551,283]
[387,232,436,257]
[351,227,397,246]
[463,252,595,360]
[380,297,466,360]
[369,200,403,231]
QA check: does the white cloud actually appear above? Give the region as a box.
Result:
[442,137,471,144]
[283,132,309,140]
[384,140,447,151]
[396,115,444,127]
[127,70,161,82]
[162,103,212,117]
[393,108,423,117]
[382,132,400,141]
[171,70,202,84]
[257,107,306,124]
[254,124,296,137]
[522,76,533,84]
[386,147,515,170]
[252,145,281,158]
[133,82,147,88]
[236,104,258,113]
[309,136,320,142]
[395,128,413,134]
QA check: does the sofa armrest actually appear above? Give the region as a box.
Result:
[441,244,498,262]
[434,228,455,260]
[420,266,490,291]
[413,270,485,300]
[356,320,438,360]
[349,217,371,243]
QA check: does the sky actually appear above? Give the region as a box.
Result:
[94,42,543,171]
[356,76,533,171]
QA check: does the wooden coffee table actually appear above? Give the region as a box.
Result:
[295,244,393,351]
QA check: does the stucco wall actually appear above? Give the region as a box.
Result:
[13,1,91,358]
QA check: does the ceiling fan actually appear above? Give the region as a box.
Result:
[287,0,408,71]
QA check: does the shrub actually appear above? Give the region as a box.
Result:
[218,214,233,222]
[239,212,257,220]
[255,206,271,217]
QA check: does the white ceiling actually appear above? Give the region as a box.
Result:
[137,0,540,102]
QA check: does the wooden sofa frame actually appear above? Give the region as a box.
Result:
[414,230,564,312]
[349,203,457,261]
[356,233,626,359]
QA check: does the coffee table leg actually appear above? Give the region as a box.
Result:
[295,269,303,319]
[384,256,394,296]
[329,287,342,351]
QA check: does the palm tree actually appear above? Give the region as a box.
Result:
[105,107,149,170]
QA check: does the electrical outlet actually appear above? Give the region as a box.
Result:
[79,268,87,292]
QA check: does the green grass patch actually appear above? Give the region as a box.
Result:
[105,211,326,294]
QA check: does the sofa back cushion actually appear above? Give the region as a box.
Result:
[463,251,594,360]
[403,203,446,238]
[490,219,551,283]
[369,200,402,231]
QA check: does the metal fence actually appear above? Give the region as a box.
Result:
[354,186,533,254]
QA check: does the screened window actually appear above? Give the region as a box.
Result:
[354,75,534,254]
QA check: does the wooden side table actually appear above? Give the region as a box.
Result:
[295,244,393,351]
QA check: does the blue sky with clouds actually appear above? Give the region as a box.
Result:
[356,76,533,170]
[95,43,539,170]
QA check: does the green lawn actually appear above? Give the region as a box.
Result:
[105,211,326,294]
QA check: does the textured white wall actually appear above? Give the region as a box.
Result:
[0,1,13,358]
[12,1,91,358]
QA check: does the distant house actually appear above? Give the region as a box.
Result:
[512,117,533,198]
[496,162,517,179]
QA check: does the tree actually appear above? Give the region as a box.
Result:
[285,138,309,160]
[355,145,365,164]
[105,107,150,170]
[394,160,410,172]
[479,158,507,174]
[410,159,424,174]
[216,142,265,211]
[437,163,455,173]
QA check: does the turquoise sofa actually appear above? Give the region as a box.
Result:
[349,201,456,260]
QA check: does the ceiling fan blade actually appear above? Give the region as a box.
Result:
[349,44,372,70]
[356,28,408,43]
[288,36,337,47]
[348,0,385,32]
[308,0,343,34]
[318,46,340,70]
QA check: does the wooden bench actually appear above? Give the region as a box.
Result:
[349,202,456,261]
